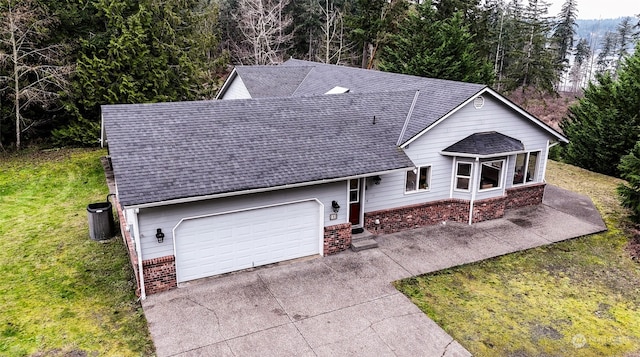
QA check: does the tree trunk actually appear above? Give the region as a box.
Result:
[9,5,21,150]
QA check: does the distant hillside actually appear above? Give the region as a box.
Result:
[506,89,580,133]
[575,18,632,50]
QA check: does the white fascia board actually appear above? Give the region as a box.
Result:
[400,87,568,148]
[126,166,414,210]
[100,113,106,148]
[400,88,484,148]
[440,150,527,159]
[215,68,238,100]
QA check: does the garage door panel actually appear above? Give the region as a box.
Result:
[175,200,321,283]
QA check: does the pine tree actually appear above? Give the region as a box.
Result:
[379,2,493,84]
[551,0,578,78]
[618,141,640,223]
[561,48,640,176]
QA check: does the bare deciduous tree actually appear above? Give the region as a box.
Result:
[0,0,72,150]
[317,0,349,64]
[233,0,293,65]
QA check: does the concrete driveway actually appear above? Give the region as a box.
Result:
[142,185,606,356]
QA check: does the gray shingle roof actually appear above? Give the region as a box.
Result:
[242,59,486,144]
[103,92,416,206]
[442,132,525,156]
[234,65,312,98]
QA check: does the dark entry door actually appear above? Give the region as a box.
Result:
[349,179,361,227]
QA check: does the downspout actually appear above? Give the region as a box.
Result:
[468,157,480,225]
[132,208,146,300]
[542,139,551,182]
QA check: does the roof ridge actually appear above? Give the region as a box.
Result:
[397,91,421,146]
[291,65,316,96]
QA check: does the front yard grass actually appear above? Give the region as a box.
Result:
[395,160,640,356]
[0,149,153,356]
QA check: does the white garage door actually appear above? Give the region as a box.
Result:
[174,200,322,283]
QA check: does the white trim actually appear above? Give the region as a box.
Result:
[512,150,542,186]
[449,159,456,198]
[478,159,506,192]
[404,165,432,194]
[469,158,480,225]
[397,91,421,146]
[441,150,527,159]
[454,161,473,192]
[400,87,568,148]
[215,68,238,99]
[126,167,412,210]
[172,198,324,284]
[126,208,146,300]
[359,178,365,228]
[542,140,550,182]
[100,113,106,148]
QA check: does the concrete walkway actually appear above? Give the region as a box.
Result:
[142,185,606,356]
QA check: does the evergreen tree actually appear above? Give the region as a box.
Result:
[53,0,213,146]
[618,141,640,223]
[551,0,578,71]
[596,31,616,75]
[561,48,640,176]
[345,0,408,69]
[379,2,493,84]
[615,17,634,71]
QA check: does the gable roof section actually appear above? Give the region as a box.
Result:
[103,92,416,207]
[442,132,525,158]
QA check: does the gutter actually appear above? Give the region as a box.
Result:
[125,167,413,210]
[468,157,480,225]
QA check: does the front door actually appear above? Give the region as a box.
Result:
[349,179,362,227]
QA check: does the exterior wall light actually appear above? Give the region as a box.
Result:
[332,200,340,213]
[373,175,382,185]
[156,228,165,243]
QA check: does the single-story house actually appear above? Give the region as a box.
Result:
[101,59,568,298]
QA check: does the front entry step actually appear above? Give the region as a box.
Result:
[351,238,378,251]
[351,230,378,251]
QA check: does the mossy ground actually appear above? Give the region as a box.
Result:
[0,149,154,356]
[394,160,640,356]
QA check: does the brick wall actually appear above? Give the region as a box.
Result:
[472,196,506,223]
[506,183,546,209]
[324,222,352,255]
[364,199,470,235]
[142,256,177,295]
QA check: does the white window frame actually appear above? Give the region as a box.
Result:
[454,161,473,192]
[405,165,431,193]
[513,151,541,186]
[479,159,505,191]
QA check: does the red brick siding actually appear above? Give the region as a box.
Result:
[142,256,177,295]
[472,196,506,223]
[364,199,470,235]
[324,223,352,255]
[506,183,546,209]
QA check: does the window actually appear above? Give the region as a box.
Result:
[513,151,540,185]
[480,160,503,190]
[455,162,472,191]
[349,179,359,203]
[405,166,431,192]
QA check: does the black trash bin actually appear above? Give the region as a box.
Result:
[87,201,114,241]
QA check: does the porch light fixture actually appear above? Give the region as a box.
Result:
[155,228,165,243]
[332,200,340,213]
[372,175,382,185]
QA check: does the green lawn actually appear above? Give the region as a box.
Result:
[395,160,640,356]
[0,149,153,356]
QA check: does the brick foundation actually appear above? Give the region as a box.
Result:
[324,222,352,255]
[365,183,547,234]
[506,183,546,209]
[142,256,177,294]
[365,199,470,235]
[472,196,506,223]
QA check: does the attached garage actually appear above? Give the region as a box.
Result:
[173,200,323,283]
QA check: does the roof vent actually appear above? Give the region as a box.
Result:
[325,86,350,94]
[474,96,485,109]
